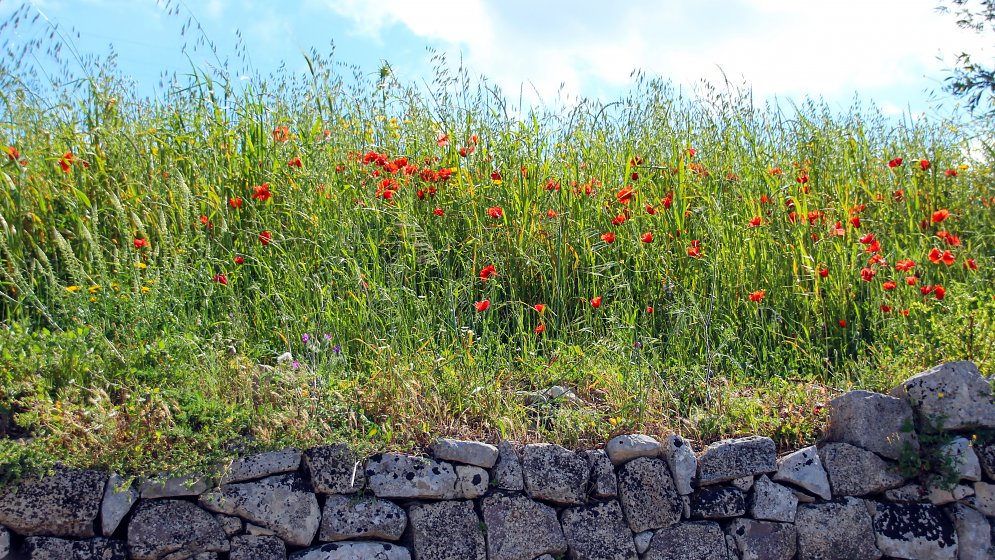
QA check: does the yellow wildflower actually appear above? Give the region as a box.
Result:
[65,285,80,293]
[141,286,151,294]
[88,285,101,294]
[134,262,147,269]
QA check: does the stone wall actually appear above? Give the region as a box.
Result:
[1,360,994,559]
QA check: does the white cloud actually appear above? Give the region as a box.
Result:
[319,0,993,112]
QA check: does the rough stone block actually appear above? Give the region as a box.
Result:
[825,390,918,460]
[318,494,406,542]
[430,438,498,468]
[697,436,776,485]
[407,501,485,560]
[616,457,682,533]
[480,493,567,560]
[522,443,589,505]
[0,467,106,538]
[891,360,995,432]
[795,497,882,560]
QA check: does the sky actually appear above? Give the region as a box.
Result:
[2,0,992,118]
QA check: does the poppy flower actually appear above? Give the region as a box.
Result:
[287,157,302,168]
[921,285,934,295]
[661,195,673,209]
[459,147,472,158]
[895,259,916,272]
[892,190,904,202]
[487,207,504,219]
[860,267,876,282]
[546,209,558,219]
[234,255,245,265]
[601,232,617,244]
[4,146,18,161]
[945,169,958,177]
[688,240,702,258]
[474,299,490,312]
[748,216,762,228]
[819,267,829,278]
[859,233,875,245]
[590,296,602,309]
[616,187,635,205]
[272,126,290,142]
[433,208,445,216]
[787,211,798,224]
[768,168,782,177]
[437,132,449,148]
[490,171,502,184]
[229,197,243,209]
[252,183,273,202]
[686,148,697,158]
[259,231,272,245]
[888,157,903,168]
[534,303,546,313]
[919,159,930,171]
[646,306,654,313]
[212,273,228,285]
[829,221,845,236]
[883,281,897,291]
[796,174,809,184]
[133,238,148,249]
[868,254,887,266]
[58,151,74,172]
[479,264,497,281]
[748,290,766,303]
[200,215,210,226]
[849,216,861,229]
[905,276,918,286]
[934,285,946,300]
[644,204,656,215]
[611,214,627,226]
[534,324,546,334]
[932,209,950,223]
[839,319,847,328]
[641,232,653,243]
[965,258,978,271]
[880,305,892,314]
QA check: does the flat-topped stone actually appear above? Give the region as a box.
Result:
[522,443,589,505]
[364,453,457,499]
[303,444,365,494]
[616,457,682,533]
[454,464,489,498]
[825,390,918,460]
[697,436,776,485]
[795,498,882,560]
[891,360,995,432]
[689,486,745,519]
[819,442,906,497]
[230,535,286,560]
[480,493,567,560]
[867,501,958,560]
[773,445,832,500]
[642,521,730,560]
[430,438,499,468]
[21,536,127,560]
[223,448,301,484]
[560,500,637,560]
[290,541,410,560]
[725,518,796,560]
[605,434,661,465]
[319,494,406,542]
[127,499,229,560]
[407,500,485,560]
[0,467,106,538]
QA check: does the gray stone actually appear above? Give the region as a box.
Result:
[689,486,745,519]
[230,535,286,560]
[731,476,754,491]
[364,453,457,499]
[127,499,229,560]
[939,437,982,483]
[971,481,995,516]
[791,488,817,503]
[223,448,301,484]
[480,493,567,560]
[825,390,918,460]
[318,494,406,542]
[867,501,957,560]
[616,457,682,533]
[454,465,488,498]
[198,472,320,547]
[290,541,410,560]
[560,500,637,560]
[633,531,653,555]
[642,521,730,560]
[885,483,926,503]
[101,473,139,537]
[819,442,906,497]
[185,553,218,560]
[407,501,485,560]
[975,441,995,480]
[140,473,209,499]
[891,360,995,432]
[927,482,974,506]
[0,467,106,538]
[304,444,365,495]
[748,475,797,523]
[795,498,882,560]
[605,434,661,465]
[773,445,832,500]
[491,441,524,491]
[430,438,498,468]
[522,443,589,505]
[214,514,242,537]
[660,434,696,495]
[724,519,796,560]
[583,449,618,498]
[697,436,776,485]
[0,526,8,560]
[245,523,276,536]
[21,536,127,560]
[946,503,991,560]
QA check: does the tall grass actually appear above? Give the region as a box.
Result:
[1,3,993,477]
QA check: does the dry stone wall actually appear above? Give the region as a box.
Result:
[1,360,995,559]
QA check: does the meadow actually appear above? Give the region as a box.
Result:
[1,35,993,479]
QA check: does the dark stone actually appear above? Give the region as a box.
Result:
[868,501,958,559]
[21,536,127,560]
[560,500,638,560]
[0,467,106,538]
[689,486,745,519]
[642,521,730,560]
[616,457,683,533]
[303,444,365,494]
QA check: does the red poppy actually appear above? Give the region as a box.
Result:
[839,319,847,328]
[487,207,504,219]
[433,208,445,216]
[479,264,497,282]
[829,221,845,236]
[58,151,74,173]
[880,305,892,314]
[921,285,934,295]
[661,195,673,209]
[259,231,272,245]
[748,290,766,303]
[474,299,490,312]
[287,157,302,168]
[546,209,558,219]
[919,159,930,171]
[437,132,449,148]
[601,232,616,243]
[234,255,245,265]
[458,147,472,158]
[534,303,547,313]
[490,171,502,183]
[534,324,546,334]
[212,273,228,285]
[640,232,653,243]
[929,248,955,265]
[945,169,958,177]
[229,197,243,209]
[934,285,946,300]
[965,258,978,271]
[590,296,602,309]
[688,240,702,258]
[888,157,903,168]
[686,147,697,158]
[849,215,861,229]
[893,190,904,202]
[133,238,148,249]
[819,267,829,278]
[796,174,809,184]
[646,306,654,313]
[932,209,950,223]
[865,240,881,254]
[252,183,272,202]
[748,216,762,228]
[883,281,897,291]
[895,259,916,272]
[787,211,797,224]
[611,214,627,226]
[616,187,635,205]
[200,215,210,226]
[859,233,875,245]
[900,309,910,316]
[768,168,782,177]
[630,172,639,181]
[272,126,290,142]
[905,276,917,286]
[860,267,876,282]
[645,204,656,215]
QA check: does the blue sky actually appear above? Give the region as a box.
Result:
[3,0,991,117]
